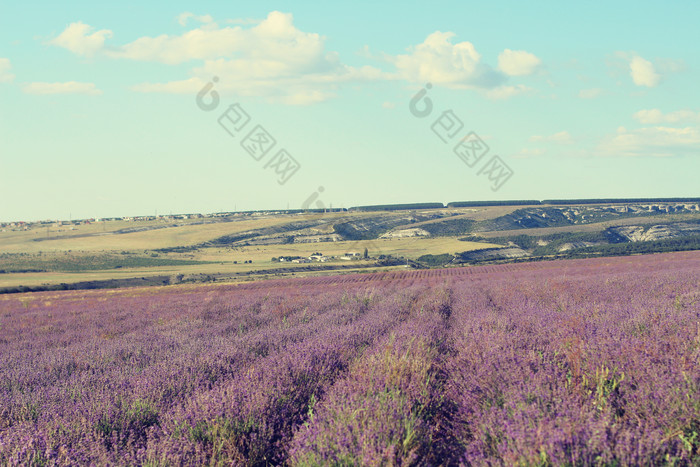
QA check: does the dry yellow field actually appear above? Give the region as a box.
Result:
[0,207,517,255]
[0,209,509,289]
[0,212,362,253]
[0,236,498,288]
[4,205,695,290]
[197,237,497,262]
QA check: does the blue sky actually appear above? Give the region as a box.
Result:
[1,1,698,221]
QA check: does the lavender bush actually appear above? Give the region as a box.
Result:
[0,251,699,465]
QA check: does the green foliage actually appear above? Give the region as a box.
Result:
[208,233,260,246]
[561,234,700,258]
[417,254,454,267]
[459,231,700,265]
[468,230,623,253]
[96,399,160,448]
[421,218,476,237]
[459,234,486,242]
[152,245,198,253]
[0,253,210,273]
[333,222,384,241]
[278,256,303,262]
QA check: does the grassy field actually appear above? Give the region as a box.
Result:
[0,206,519,254]
[197,236,497,261]
[0,216,315,253]
[3,204,695,291]
[0,224,500,288]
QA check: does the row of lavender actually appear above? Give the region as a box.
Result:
[1,252,700,464]
[0,280,429,464]
[446,262,700,464]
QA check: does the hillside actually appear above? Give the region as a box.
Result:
[1,201,699,293]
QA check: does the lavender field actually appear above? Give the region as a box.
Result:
[1,251,700,465]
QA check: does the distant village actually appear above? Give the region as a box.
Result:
[0,210,311,233]
[2,200,699,234]
[273,251,365,264]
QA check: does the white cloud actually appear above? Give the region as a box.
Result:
[633,108,700,125]
[628,55,660,87]
[50,12,330,66]
[50,13,538,104]
[599,125,700,157]
[129,12,390,104]
[0,58,14,83]
[497,49,541,76]
[57,12,385,104]
[114,11,339,68]
[485,84,531,99]
[578,88,602,99]
[529,131,572,143]
[49,21,112,57]
[108,28,245,64]
[390,31,504,89]
[612,52,684,88]
[22,81,102,95]
[177,12,214,27]
[388,35,539,97]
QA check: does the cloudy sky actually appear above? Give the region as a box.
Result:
[1,1,698,221]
